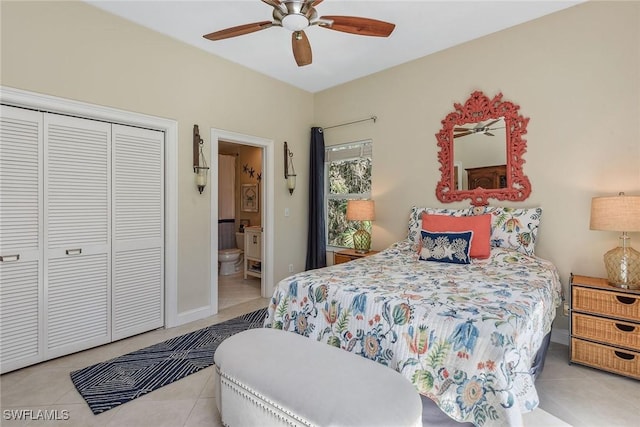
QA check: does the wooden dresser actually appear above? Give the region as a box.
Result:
[465,164,507,190]
[570,274,640,379]
[334,249,379,265]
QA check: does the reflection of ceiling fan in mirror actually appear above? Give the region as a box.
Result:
[203,0,395,67]
[454,119,505,139]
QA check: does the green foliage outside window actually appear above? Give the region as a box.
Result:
[327,158,372,247]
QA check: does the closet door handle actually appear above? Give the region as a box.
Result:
[65,248,82,255]
[0,254,20,262]
[253,236,257,244]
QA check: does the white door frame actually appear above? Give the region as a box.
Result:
[210,129,274,313]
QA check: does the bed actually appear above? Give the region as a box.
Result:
[263,206,562,426]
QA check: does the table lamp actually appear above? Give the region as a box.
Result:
[346,200,375,253]
[590,192,640,289]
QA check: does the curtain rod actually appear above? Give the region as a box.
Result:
[323,115,377,130]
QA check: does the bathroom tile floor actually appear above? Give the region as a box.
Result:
[218,270,261,310]
[2,280,639,426]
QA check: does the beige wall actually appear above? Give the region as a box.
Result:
[0,1,313,315]
[314,1,640,331]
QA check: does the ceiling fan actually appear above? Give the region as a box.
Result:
[203,0,395,67]
[453,119,504,139]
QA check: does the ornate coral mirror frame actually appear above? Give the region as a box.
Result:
[435,91,531,206]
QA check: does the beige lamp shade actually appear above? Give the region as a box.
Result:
[590,194,640,232]
[346,200,376,222]
[589,193,640,289]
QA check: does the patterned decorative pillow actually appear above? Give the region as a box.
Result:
[471,206,542,256]
[418,230,473,264]
[408,206,472,245]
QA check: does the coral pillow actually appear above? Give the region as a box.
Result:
[421,213,491,258]
[408,206,471,245]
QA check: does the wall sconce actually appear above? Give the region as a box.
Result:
[284,141,296,195]
[193,124,209,194]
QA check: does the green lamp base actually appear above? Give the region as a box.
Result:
[353,228,371,254]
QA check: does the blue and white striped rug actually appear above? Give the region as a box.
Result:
[70,308,267,414]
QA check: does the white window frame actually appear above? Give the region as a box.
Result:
[325,139,372,251]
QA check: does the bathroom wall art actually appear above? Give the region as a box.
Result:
[241,184,259,213]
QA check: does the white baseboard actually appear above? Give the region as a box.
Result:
[551,328,569,346]
[175,305,215,327]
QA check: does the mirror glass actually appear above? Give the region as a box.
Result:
[453,117,506,190]
[435,91,531,206]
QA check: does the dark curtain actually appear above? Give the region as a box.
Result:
[305,127,327,270]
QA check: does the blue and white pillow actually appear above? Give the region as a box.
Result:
[418,230,473,264]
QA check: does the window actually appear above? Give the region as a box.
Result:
[325,140,372,248]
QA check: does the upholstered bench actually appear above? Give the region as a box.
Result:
[214,328,422,427]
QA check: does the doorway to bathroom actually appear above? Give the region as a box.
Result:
[210,129,274,314]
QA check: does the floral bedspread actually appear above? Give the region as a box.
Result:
[264,240,562,426]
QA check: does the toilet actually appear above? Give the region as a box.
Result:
[219,232,244,276]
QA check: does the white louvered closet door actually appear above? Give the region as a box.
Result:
[0,106,44,373]
[112,124,164,340]
[44,114,111,359]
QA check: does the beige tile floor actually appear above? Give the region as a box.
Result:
[1,276,638,427]
[217,271,262,311]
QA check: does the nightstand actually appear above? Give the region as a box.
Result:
[334,249,379,265]
[569,273,640,379]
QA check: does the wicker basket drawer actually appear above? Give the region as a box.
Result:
[572,313,640,351]
[572,286,640,322]
[571,338,640,379]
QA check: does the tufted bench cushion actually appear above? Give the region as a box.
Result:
[214,327,422,427]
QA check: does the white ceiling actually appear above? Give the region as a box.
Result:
[86,0,582,93]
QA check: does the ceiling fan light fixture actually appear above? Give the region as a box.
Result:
[282,14,309,31]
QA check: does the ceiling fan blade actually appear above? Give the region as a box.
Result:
[484,132,495,136]
[261,0,287,12]
[454,127,472,132]
[454,131,473,139]
[311,0,324,6]
[203,21,273,41]
[319,16,395,37]
[292,31,312,66]
[485,119,500,128]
